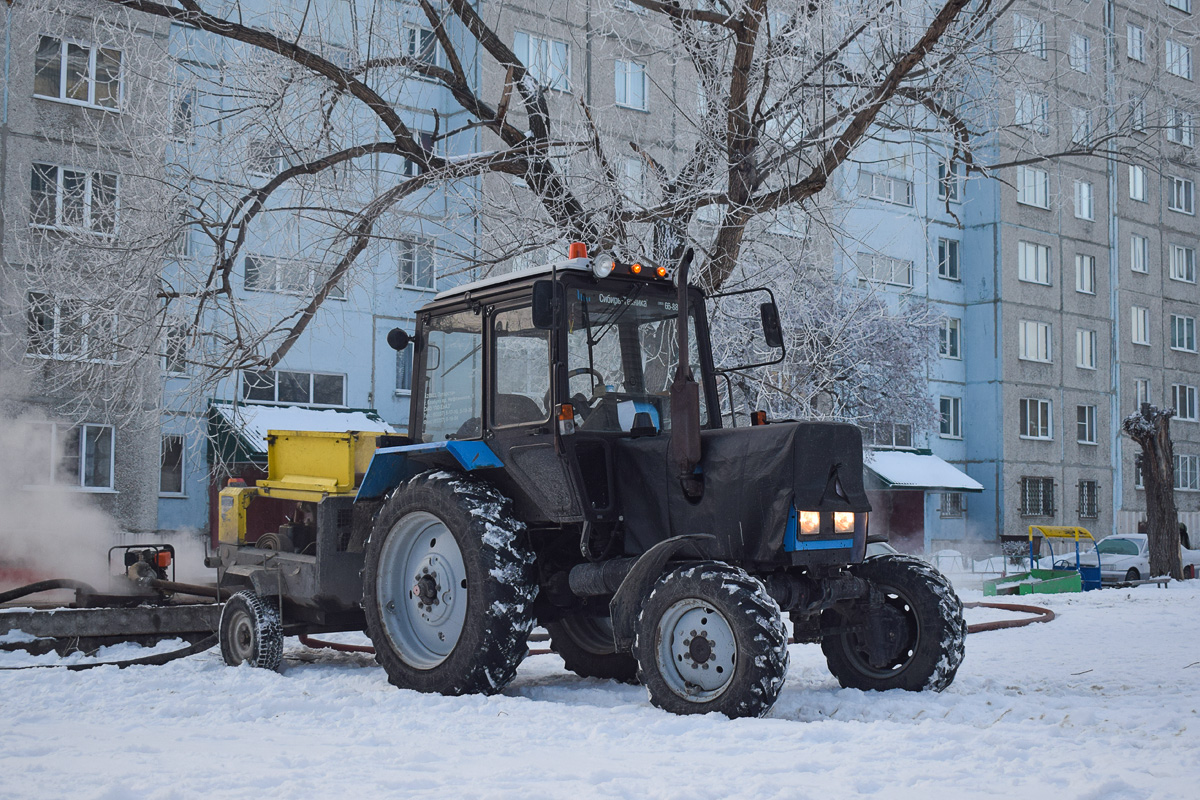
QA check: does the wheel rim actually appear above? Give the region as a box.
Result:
[377,511,468,669]
[227,608,255,664]
[843,584,920,679]
[655,598,738,702]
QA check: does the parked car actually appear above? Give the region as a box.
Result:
[865,540,900,558]
[1076,534,1200,584]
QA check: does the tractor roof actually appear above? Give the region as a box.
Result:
[434,257,593,301]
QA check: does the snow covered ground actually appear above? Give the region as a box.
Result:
[2,577,1198,800]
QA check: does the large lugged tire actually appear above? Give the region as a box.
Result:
[822,554,965,692]
[545,612,638,683]
[219,590,283,670]
[633,561,789,718]
[363,470,537,696]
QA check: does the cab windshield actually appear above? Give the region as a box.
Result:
[565,282,708,433]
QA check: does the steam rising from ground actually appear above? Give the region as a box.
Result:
[0,413,120,590]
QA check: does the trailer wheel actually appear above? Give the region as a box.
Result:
[632,561,788,718]
[219,590,283,671]
[545,613,638,683]
[363,471,537,696]
[821,554,965,692]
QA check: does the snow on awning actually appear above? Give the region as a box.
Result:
[209,401,394,461]
[864,450,984,493]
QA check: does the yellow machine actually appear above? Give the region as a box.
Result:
[218,429,384,546]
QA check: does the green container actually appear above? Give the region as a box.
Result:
[983,569,1083,596]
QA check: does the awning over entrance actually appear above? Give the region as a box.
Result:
[864,450,983,493]
[208,401,394,463]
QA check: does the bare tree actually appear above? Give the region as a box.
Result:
[1122,404,1183,581]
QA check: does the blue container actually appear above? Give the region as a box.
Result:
[1079,565,1102,591]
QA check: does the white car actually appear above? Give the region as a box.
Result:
[1076,533,1200,583]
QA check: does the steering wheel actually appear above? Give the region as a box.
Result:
[568,367,605,384]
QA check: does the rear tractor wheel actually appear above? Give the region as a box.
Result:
[363,471,537,696]
[821,555,965,692]
[545,612,638,683]
[633,562,788,718]
[219,590,283,670]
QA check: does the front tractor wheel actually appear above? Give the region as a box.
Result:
[633,562,788,718]
[363,471,537,696]
[821,555,965,692]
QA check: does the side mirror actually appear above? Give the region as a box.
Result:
[532,280,558,329]
[760,302,783,349]
[387,328,413,351]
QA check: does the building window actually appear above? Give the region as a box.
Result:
[1170,245,1196,283]
[1069,33,1091,73]
[1131,233,1149,273]
[1130,96,1147,131]
[246,139,285,177]
[160,434,184,495]
[241,369,346,407]
[1015,90,1049,133]
[1175,454,1200,491]
[1076,329,1096,369]
[171,88,195,142]
[1075,254,1096,294]
[26,292,114,362]
[940,492,965,519]
[1135,454,1145,489]
[1070,107,1092,145]
[396,345,413,394]
[1020,476,1055,516]
[1017,241,1051,284]
[1166,39,1193,80]
[245,255,343,298]
[1167,0,1192,10]
[937,238,960,280]
[514,31,569,91]
[404,26,442,68]
[1167,107,1196,147]
[163,324,188,375]
[1132,306,1151,345]
[1019,320,1052,362]
[939,318,961,359]
[859,171,913,206]
[30,164,118,235]
[1171,314,1197,352]
[1013,14,1046,58]
[1136,378,1152,407]
[614,59,648,110]
[939,396,962,438]
[1019,398,1053,440]
[857,252,913,287]
[1078,480,1099,519]
[1077,405,1097,444]
[620,155,646,203]
[402,131,435,177]
[1129,164,1147,202]
[1127,24,1146,62]
[397,237,435,289]
[28,422,114,490]
[1016,165,1049,208]
[937,161,961,201]
[1074,180,1094,220]
[863,422,913,448]
[1173,384,1198,421]
[1168,176,1195,214]
[34,36,121,110]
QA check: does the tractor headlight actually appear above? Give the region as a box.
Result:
[799,511,820,535]
[591,254,615,279]
[834,512,855,533]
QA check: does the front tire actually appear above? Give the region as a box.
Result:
[363,471,537,696]
[219,590,283,670]
[633,562,788,718]
[1125,568,1141,583]
[545,612,638,683]
[822,555,965,692]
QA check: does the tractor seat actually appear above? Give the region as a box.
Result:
[494,393,546,426]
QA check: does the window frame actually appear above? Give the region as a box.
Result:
[26,291,116,363]
[240,368,347,408]
[1129,164,1147,202]
[396,236,437,291]
[1018,320,1053,363]
[1016,165,1050,208]
[1127,23,1146,62]
[1168,175,1195,215]
[1076,328,1097,369]
[1166,39,1193,80]
[1170,314,1197,352]
[513,31,570,92]
[939,317,962,359]
[1019,398,1053,440]
[937,237,961,281]
[1132,306,1151,345]
[1170,244,1196,283]
[939,396,962,439]
[856,252,914,288]
[1167,106,1196,147]
[1175,454,1200,491]
[244,254,344,299]
[1130,233,1149,273]
[1069,33,1091,73]
[1013,14,1046,59]
[1017,240,1051,285]
[1075,253,1096,294]
[1019,476,1056,517]
[937,161,961,202]
[614,58,648,111]
[159,433,186,497]
[1078,479,1099,519]
[33,35,123,111]
[1173,383,1198,421]
[1074,179,1094,220]
[29,163,119,236]
[27,421,116,492]
[1077,404,1097,445]
[1015,89,1050,134]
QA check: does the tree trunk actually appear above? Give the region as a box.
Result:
[1121,404,1183,580]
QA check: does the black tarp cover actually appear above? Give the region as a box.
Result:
[613,421,871,563]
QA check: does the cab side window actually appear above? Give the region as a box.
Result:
[420,310,483,441]
[492,306,551,427]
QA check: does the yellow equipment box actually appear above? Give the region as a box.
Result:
[256,429,384,502]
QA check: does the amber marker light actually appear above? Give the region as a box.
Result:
[655,266,668,278]
[568,242,588,259]
[630,262,643,275]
